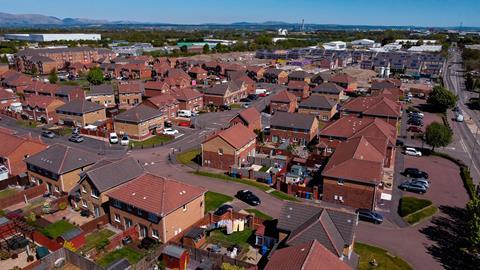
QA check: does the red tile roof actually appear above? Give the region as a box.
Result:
[0,88,16,101]
[330,73,356,84]
[0,130,47,175]
[265,240,352,270]
[144,81,170,90]
[322,136,386,183]
[287,80,308,89]
[236,107,261,126]
[271,89,297,103]
[342,96,401,118]
[118,82,143,94]
[147,94,179,108]
[189,66,207,74]
[106,173,206,216]
[171,87,203,101]
[23,95,63,109]
[203,124,256,150]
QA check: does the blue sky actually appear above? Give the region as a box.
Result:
[2,0,479,27]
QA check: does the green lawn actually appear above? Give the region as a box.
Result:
[230,103,242,109]
[16,120,38,128]
[205,191,233,213]
[0,188,18,199]
[355,242,413,270]
[129,135,173,148]
[97,246,143,267]
[259,166,269,172]
[398,197,432,217]
[245,209,272,220]
[404,205,438,225]
[41,220,76,239]
[176,149,201,165]
[208,228,253,249]
[81,229,115,252]
[270,190,298,202]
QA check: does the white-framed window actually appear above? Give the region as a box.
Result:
[114,214,120,223]
[322,115,328,121]
[91,188,100,198]
[152,229,159,239]
[81,185,86,193]
[31,176,36,183]
[55,186,60,192]
[182,205,187,212]
[326,148,333,153]
[218,148,223,155]
[337,179,344,185]
[82,200,87,207]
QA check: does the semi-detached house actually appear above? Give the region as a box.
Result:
[269,112,319,146]
[114,104,164,141]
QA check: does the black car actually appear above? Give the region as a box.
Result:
[407,119,423,126]
[396,139,404,146]
[214,204,233,216]
[356,209,384,224]
[41,130,55,138]
[399,181,427,194]
[219,104,231,111]
[403,168,429,179]
[236,190,261,206]
[247,94,258,100]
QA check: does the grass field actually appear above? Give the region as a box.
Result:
[16,120,38,128]
[176,149,201,165]
[129,135,173,148]
[398,197,432,217]
[355,243,412,270]
[41,220,76,239]
[245,209,273,220]
[205,191,233,213]
[97,246,143,267]
[404,205,438,225]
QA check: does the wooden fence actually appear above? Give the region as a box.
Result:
[0,183,47,209]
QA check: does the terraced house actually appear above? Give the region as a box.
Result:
[269,112,319,146]
[107,173,206,242]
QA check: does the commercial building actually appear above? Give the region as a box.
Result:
[4,33,101,42]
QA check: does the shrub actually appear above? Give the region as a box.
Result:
[58,202,67,210]
[95,239,110,251]
[0,250,10,260]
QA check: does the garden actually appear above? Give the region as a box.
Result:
[96,246,144,267]
[398,197,438,225]
[204,191,233,213]
[355,242,412,270]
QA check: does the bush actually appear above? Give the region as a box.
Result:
[0,250,10,260]
[95,239,110,251]
[58,202,67,210]
[461,167,476,199]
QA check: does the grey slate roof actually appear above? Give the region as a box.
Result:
[288,70,311,79]
[114,104,163,124]
[89,84,114,96]
[25,144,97,174]
[56,99,104,114]
[203,81,242,96]
[163,245,185,258]
[312,82,345,94]
[83,157,144,193]
[270,111,316,131]
[299,95,336,110]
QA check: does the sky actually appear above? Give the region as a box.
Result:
[2,0,480,27]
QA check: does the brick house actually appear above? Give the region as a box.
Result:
[263,68,288,84]
[202,124,257,170]
[269,90,297,114]
[202,81,247,106]
[287,80,310,100]
[22,95,65,124]
[322,136,386,210]
[144,81,171,98]
[318,58,338,70]
[0,70,32,93]
[288,70,312,84]
[0,130,47,177]
[87,84,116,108]
[230,73,256,94]
[246,66,265,81]
[0,88,19,109]
[107,173,206,243]
[118,82,143,109]
[56,100,107,127]
[22,82,85,102]
[230,107,262,132]
[171,87,204,112]
[298,95,337,122]
[340,96,402,126]
[114,104,164,141]
[188,66,208,81]
[143,94,179,120]
[329,74,357,92]
[73,157,144,217]
[269,112,319,145]
[25,144,97,195]
[311,82,345,103]
[164,69,192,88]
[318,116,397,166]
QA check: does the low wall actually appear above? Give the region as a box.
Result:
[32,230,62,251]
[0,183,47,209]
[80,215,109,234]
[0,175,29,190]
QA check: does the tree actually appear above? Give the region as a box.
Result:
[425,122,453,151]
[427,85,458,112]
[48,68,58,84]
[30,65,38,76]
[86,67,104,85]
[203,44,210,54]
[180,45,188,53]
[466,73,474,91]
[466,198,480,253]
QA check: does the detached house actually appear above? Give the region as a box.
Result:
[298,95,337,122]
[188,66,208,81]
[269,90,297,114]
[74,157,144,217]
[341,96,402,126]
[118,82,143,109]
[22,95,65,124]
[288,70,312,84]
[329,74,357,92]
[143,94,179,120]
[26,144,97,195]
[230,107,262,132]
[246,66,265,81]
[171,87,203,112]
[56,100,107,127]
[311,82,345,102]
[87,84,115,108]
[107,173,206,242]
[269,112,318,145]
[114,104,164,141]
[264,68,288,84]
[202,81,247,106]
[287,80,310,100]
[202,124,256,170]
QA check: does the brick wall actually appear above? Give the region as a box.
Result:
[32,230,62,251]
[322,178,377,210]
[79,215,109,234]
[0,184,47,209]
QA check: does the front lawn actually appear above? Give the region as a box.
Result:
[398,197,432,217]
[16,120,38,128]
[97,246,143,267]
[404,205,438,225]
[245,209,272,220]
[41,220,76,239]
[0,188,18,199]
[81,229,115,252]
[176,149,201,165]
[230,103,242,109]
[208,228,253,249]
[205,191,233,213]
[129,135,173,148]
[355,242,412,270]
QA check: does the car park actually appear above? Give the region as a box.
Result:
[214,204,233,216]
[405,147,422,157]
[236,190,261,206]
[399,181,428,194]
[407,118,423,126]
[356,209,384,224]
[41,130,55,138]
[109,132,119,144]
[408,111,424,118]
[69,134,84,143]
[407,126,423,133]
[403,168,429,179]
[411,178,430,188]
[120,134,129,146]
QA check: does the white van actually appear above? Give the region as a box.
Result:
[178,110,192,118]
[456,113,464,122]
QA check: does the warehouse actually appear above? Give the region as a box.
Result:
[4,33,101,42]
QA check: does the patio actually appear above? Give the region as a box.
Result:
[41,207,96,226]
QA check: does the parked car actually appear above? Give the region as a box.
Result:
[408,111,424,118]
[240,98,252,103]
[164,120,173,128]
[120,134,129,146]
[69,134,84,143]
[407,126,423,133]
[407,119,423,126]
[219,104,231,111]
[396,139,404,146]
[247,94,258,100]
[403,168,429,179]
[236,190,261,206]
[109,132,119,144]
[243,102,251,108]
[356,209,384,224]
[72,127,80,135]
[41,130,55,138]
[399,181,428,194]
[178,110,192,118]
[411,178,430,188]
[162,128,179,135]
[214,204,233,216]
[456,113,464,122]
[405,147,422,157]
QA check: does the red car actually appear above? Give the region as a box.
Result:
[407,126,423,133]
[258,93,267,97]
[178,121,190,127]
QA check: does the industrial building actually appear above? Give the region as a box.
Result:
[4,33,101,42]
